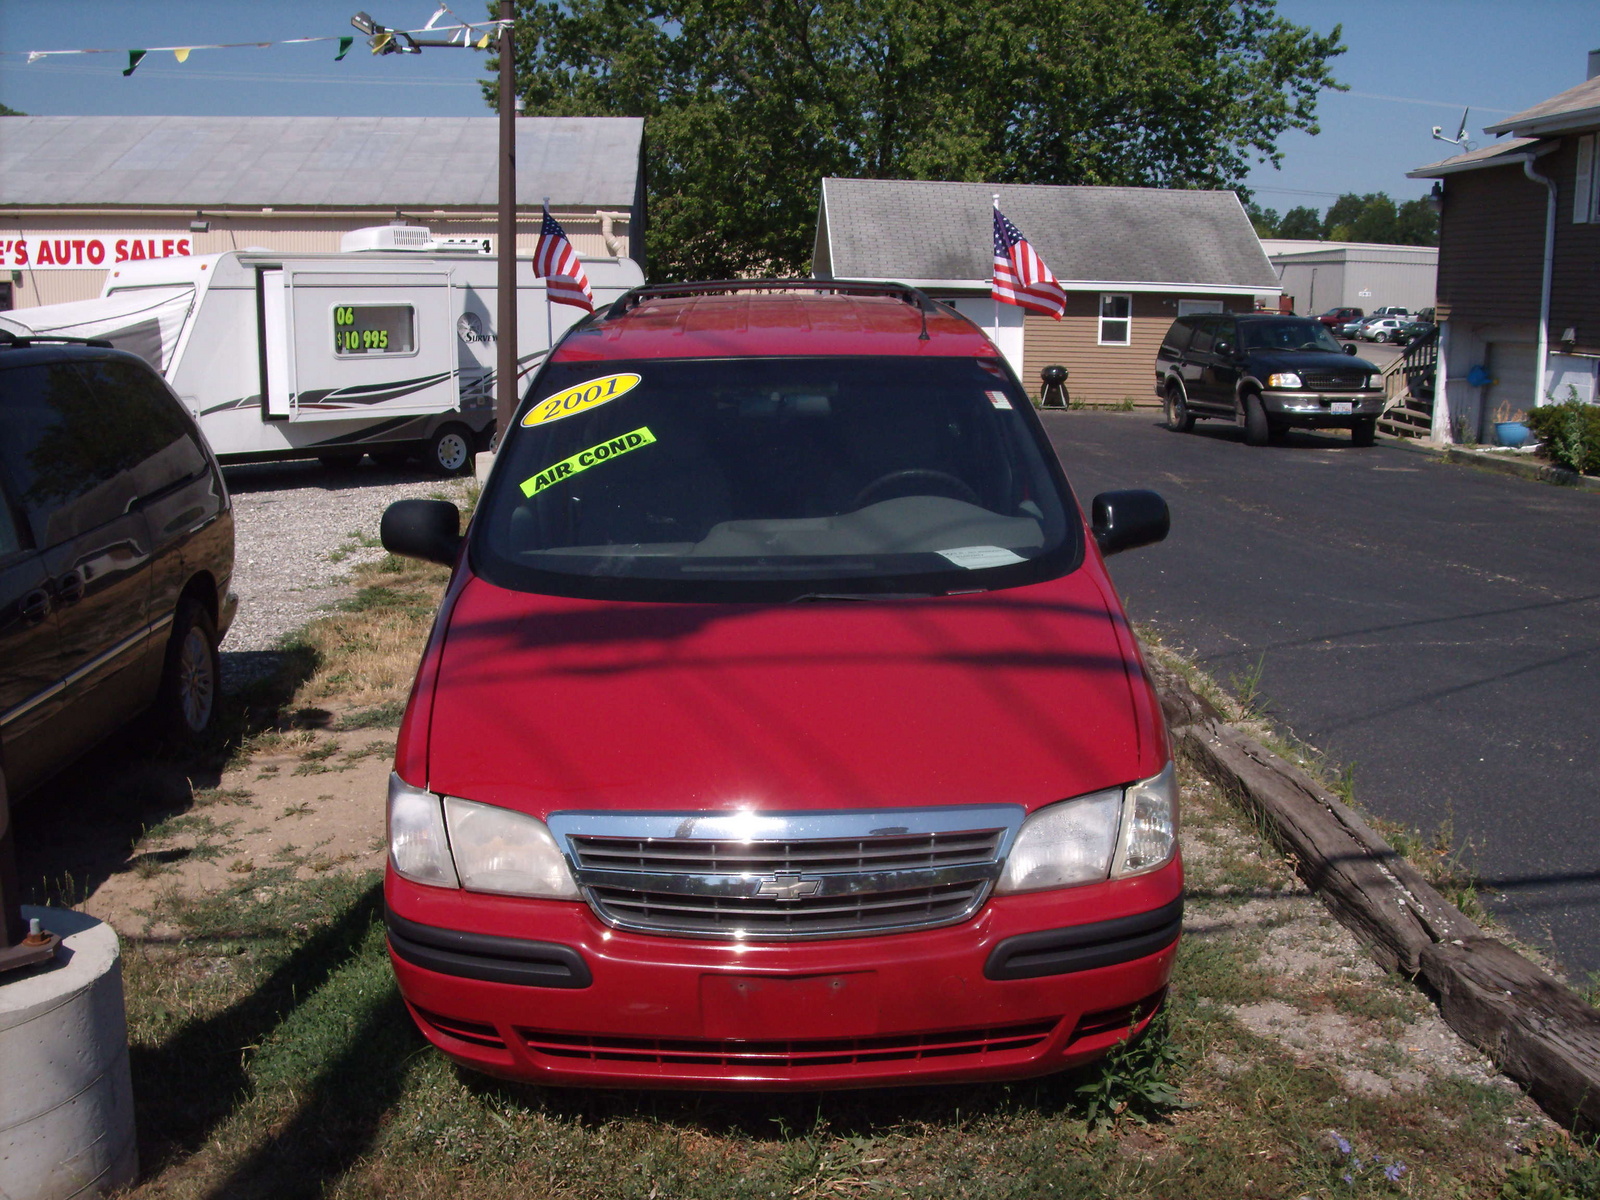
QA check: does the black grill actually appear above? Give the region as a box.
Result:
[1300,372,1368,390]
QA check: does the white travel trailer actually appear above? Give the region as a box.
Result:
[0,228,645,474]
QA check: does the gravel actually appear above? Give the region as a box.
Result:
[218,457,481,686]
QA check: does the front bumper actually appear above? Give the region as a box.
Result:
[1260,389,1384,423]
[385,860,1182,1090]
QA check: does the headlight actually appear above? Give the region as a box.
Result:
[996,763,1179,893]
[1110,762,1178,877]
[1266,372,1302,389]
[997,788,1121,892]
[444,797,580,899]
[388,773,459,888]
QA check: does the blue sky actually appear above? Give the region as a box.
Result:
[1,1,1596,218]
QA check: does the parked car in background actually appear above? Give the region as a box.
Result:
[0,332,235,797]
[1392,320,1437,347]
[378,281,1181,1090]
[1157,312,1385,446]
[1316,307,1364,329]
[1370,306,1411,319]
[1358,318,1409,344]
[1338,315,1380,338]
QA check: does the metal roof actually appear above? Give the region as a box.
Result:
[1483,75,1600,137]
[813,177,1278,291]
[0,116,644,209]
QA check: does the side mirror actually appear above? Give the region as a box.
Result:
[1214,339,1233,357]
[1091,489,1170,557]
[381,499,462,566]
[1343,343,1358,356]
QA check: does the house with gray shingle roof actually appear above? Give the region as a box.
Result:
[1406,53,1600,442]
[0,115,644,309]
[812,177,1279,406]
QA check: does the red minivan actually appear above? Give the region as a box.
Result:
[378,282,1180,1090]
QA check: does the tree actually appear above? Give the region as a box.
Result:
[1275,205,1323,239]
[495,0,1345,280]
[1320,191,1435,245]
[0,103,24,116]
[1246,202,1281,238]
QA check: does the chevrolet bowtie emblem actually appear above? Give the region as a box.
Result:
[755,872,823,901]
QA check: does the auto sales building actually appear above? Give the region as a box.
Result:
[0,115,645,310]
[812,177,1281,407]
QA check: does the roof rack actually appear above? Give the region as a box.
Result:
[598,279,939,339]
[0,328,115,350]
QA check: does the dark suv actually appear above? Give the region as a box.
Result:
[0,334,236,797]
[1155,313,1385,446]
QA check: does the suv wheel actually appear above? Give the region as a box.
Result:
[428,424,476,477]
[156,597,219,740]
[1351,417,1377,448]
[1243,393,1270,446]
[1164,385,1195,433]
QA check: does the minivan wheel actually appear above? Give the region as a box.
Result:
[428,424,476,477]
[156,597,219,741]
[1351,417,1377,447]
[1243,393,1270,446]
[1164,386,1195,433]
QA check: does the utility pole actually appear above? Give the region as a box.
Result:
[496,0,517,439]
[352,7,519,440]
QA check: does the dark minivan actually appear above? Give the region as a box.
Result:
[1155,313,1385,446]
[0,335,236,797]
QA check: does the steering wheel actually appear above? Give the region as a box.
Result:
[852,469,981,510]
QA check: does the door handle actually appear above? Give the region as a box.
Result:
[54,570,86,605]
[20,589,51,623]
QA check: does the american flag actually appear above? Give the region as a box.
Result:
[993,205,1066,320]
[534,206,594,312]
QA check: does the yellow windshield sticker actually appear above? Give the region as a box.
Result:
[520,426,657,497]
[522,372,642,427]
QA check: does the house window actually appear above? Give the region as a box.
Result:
[1575,135,1598,224]
[1098,293,1131,345]
[1178,299,1223,317]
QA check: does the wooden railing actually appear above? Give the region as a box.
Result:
[1379,327,1438,440]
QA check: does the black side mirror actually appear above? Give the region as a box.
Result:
[381,499,463,566]
[1091,490,1170,557]
[1214,339,1233,357]
[1343,343,1358,356]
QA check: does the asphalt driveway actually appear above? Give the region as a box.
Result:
[1045,411,1600,979]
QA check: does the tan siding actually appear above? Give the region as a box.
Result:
[1022,292,1252,408]
[1546,136,1600,356]
[1436,167,1545,323]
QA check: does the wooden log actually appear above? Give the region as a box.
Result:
[1420,937,1600,1133]
[1150,662,1600,1135]
[1179,720,1480,975]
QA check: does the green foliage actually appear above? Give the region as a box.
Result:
[1500,1139,1600,1200]
[1252,192,1437,245]
[496,0,1345,279]
[1072,1012,1185,1130]
[1526,394,1600,475]
[0,102,25,116]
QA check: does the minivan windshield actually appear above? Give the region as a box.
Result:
[472,355,1080,601]
[1237,319,1344,354]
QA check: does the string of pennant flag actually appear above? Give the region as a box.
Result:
[13,6,508,76]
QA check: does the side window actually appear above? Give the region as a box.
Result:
[1160,320,1192,357]
[1214,318,1238,350]
[74,359,208,500]
[0,361,124,548]
[1098,294,1132,346]
[1188,317,1216,354]
[0,475,25,560]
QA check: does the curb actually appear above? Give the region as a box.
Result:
[1149,661,1600,1135]
[1380,435,1600,492]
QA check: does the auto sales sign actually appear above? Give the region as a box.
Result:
[2,234,194,270]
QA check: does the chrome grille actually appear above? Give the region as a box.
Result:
[1300,372,1369,390]
[550,807,1022,941]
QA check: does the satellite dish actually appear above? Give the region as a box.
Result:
[1432,107,1476,153]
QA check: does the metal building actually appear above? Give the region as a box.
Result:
[0,115,646,308]
[1261,240,1438,317]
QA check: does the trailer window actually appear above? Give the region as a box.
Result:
[332,304,415,356]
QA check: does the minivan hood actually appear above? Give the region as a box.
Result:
[1248,348,1378,374]
[424,569,1151,817]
